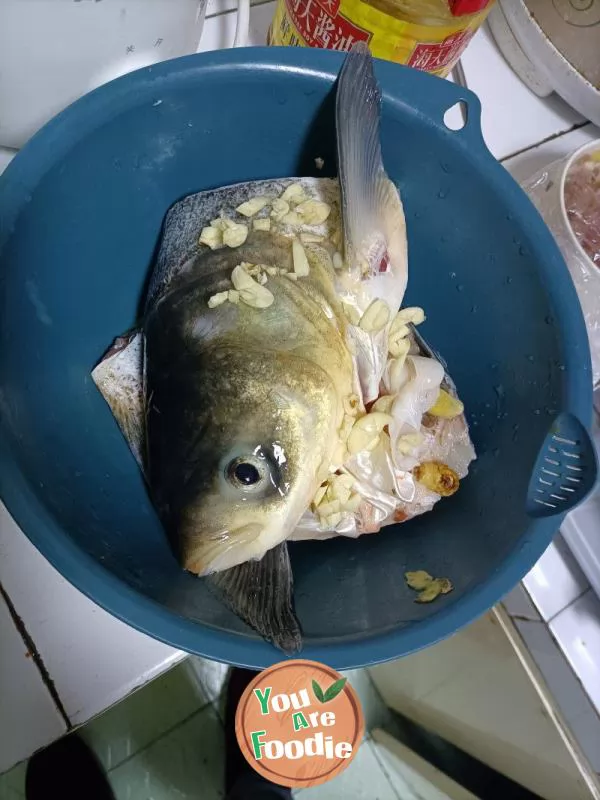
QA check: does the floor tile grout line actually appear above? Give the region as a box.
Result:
[547,585,592,625]
[105,699,222,775]
[0,581,71,731]
[362,672,406,800]
[366,734,406,800]
[499,120,591,164]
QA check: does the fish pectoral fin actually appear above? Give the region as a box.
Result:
[206,543,302,655]
[91,330,146,473]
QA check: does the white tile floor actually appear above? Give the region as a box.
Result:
[0,660,412,800]
[0,595,66,775]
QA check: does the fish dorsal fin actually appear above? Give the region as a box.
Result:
[336,42,389,278]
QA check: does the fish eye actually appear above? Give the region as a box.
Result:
[227,457,266,489]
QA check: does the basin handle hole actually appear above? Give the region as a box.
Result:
[443,101,468,131]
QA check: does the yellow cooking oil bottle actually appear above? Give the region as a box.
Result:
[268,0,495,77]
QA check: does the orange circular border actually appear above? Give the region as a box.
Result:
[235,659,365,789]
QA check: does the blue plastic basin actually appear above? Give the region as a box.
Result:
[0,47,593,669]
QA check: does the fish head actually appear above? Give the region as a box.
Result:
[151,346,341,576]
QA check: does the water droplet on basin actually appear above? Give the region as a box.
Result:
[456,284,464,292]
[438,190,447,199]
[527,355,534,362]
[545,315,554,325]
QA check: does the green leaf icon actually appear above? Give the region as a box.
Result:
[323,677,347,702]
[312,679,325,703]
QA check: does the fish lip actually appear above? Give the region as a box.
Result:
[180,522,266,576]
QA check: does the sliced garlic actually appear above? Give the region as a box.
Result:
[371,395,395,414]
[428,389,464,419]
[207,291,228,308]
[330,441,348,469]
[295,199,331,225]
[330,474,354,505]
[343,394,360,416]
[210,217,228,232]
[359,299,390,333]
[322,511,343,529]
[312,483,328,508]
[240,285,274,309]
[347,412,391,455]
[199,226,222,250]
[389,334,411,359]
[223,222,248,248]
[231,265,255,291]
[405,570,452,603]
[391,307,426,338]
[292,239,310,277]
[243,263,260,277]
[231,264,274,309]
[300,232,324,244]
[332,252,344,270]
[315,157,325,170]
[286,273,298,281]
[253,217,271,232]
[404,570,433,591]
[265,266,278,276]
[281,211,303,227]
[339,413,356,443]
[271,198,290,221]
[360,412,392,433]
[342,302,361,326]
[228,290,240,304]
[415,580,444,604]
[343,492,362,513]
[280,183,306,204]
[258,273,268,286]
[397,432,423,455]
[317,499,341,517]
[387,358,410,394]
[347,427,378,455]
[236,197,270,217]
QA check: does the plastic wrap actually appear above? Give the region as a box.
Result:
[92,177,475,567]
[520,140,600,387]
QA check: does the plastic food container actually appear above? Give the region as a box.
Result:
[521,140,600,388]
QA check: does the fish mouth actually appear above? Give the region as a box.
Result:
[181,522,268,575]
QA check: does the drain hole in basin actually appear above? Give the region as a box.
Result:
[443,101,467,131]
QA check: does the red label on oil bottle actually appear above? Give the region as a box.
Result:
[407,27,475,72]
[284,0,371,50]
[448,0,492,16]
